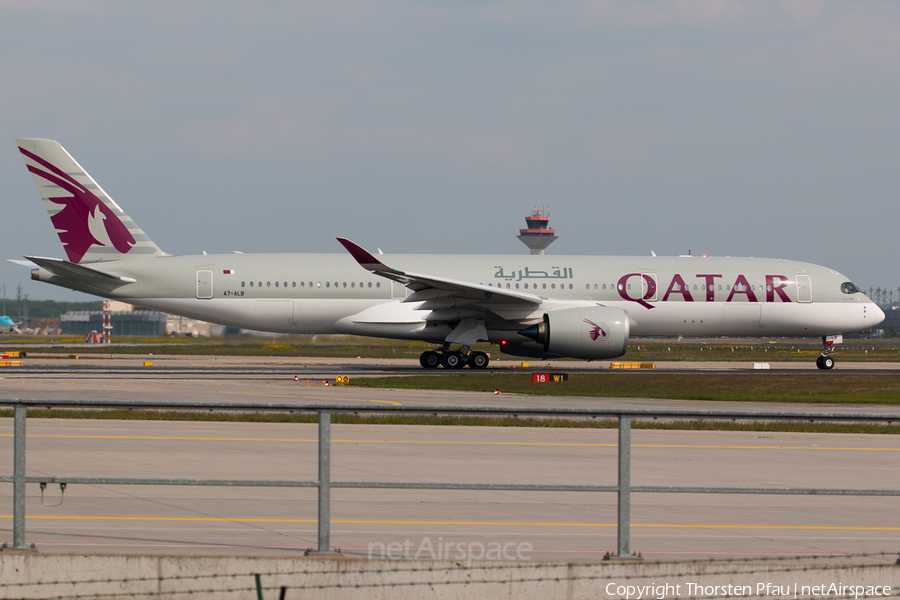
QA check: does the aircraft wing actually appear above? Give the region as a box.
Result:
[25,256,136,284]
[337,238,542,333]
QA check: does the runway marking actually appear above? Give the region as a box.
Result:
[1,515,898,531]
[0,433,896,451]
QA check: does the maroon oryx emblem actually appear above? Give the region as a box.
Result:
[19,146,135,263]
[583,318,606,341]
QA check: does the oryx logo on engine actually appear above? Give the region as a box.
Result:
[583,318,606,341]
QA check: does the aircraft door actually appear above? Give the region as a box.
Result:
[796,275,812,303]
[196,270,213,299]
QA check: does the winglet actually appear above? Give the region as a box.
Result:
[337,238,390,272]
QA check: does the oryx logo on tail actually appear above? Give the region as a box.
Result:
[583,318,606,341]
[19,147,135,263]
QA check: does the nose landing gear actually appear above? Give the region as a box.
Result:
[815,354,835,370]
[816,335,840,370]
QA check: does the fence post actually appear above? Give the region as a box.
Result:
[617,415,631,556]
[12,404,28,550]
[607,414,641,561]
[314,410,332,553]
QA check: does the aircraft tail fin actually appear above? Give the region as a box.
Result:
[16,138,164,263]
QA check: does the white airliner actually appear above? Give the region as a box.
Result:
[12,139,884,369]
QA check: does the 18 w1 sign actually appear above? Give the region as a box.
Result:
[532,373,568,383]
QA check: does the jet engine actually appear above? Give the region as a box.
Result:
[518,306,629,360]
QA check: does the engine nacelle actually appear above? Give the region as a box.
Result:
[518,306,629,360]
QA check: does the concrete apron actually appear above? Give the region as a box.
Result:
[0,555,897,599]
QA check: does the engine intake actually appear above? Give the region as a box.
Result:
[518,306,629,360]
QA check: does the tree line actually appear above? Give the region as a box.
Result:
[3,299,102,320]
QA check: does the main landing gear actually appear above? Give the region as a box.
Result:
[816,335,837,370]
[419,348,489,370]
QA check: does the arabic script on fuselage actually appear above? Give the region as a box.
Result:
[493,266,573,281]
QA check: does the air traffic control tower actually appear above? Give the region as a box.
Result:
[517,208,558,255]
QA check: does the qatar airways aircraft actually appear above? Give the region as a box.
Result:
[12,138,884,369]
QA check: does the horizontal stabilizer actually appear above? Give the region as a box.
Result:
[25,255,136,284]
[6,259,38,269]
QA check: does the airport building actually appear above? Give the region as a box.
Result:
[61,301,217,338]
[61,310,168,337]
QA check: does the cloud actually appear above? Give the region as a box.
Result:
[178,85,538,165]
[180,96,329,156]
[778,0,825,25]
[584,0,746,26]
[0,0,101,14]
[590,138,648,165]
[820,7,900,69]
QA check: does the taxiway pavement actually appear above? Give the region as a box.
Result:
[1,356,898,561]
[0,419,897,561]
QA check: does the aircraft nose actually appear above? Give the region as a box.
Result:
[872,303,886,327]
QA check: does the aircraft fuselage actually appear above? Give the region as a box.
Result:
[32,252,880,342]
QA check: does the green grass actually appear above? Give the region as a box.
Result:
[0,335,464,359]
[618,341,900,363]
[351,373,900,404]
[3,335,899,362]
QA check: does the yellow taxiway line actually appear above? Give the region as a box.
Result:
[0,432,896,451]
[0,515,897,531]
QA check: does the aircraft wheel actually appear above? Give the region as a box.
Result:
[468,351,489,369]
[420,351,441,369]
[816,355,835,370]
[441,351,465,369]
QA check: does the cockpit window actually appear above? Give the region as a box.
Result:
[841,282,861,294]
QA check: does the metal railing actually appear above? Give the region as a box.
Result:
[1,398,899,558]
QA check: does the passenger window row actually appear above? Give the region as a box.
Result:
[236,278,777,295]
[478,282,777,294]
[484,282,575,290]
[240,281,382,289]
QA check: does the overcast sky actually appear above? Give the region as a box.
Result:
[2,0,899,304]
